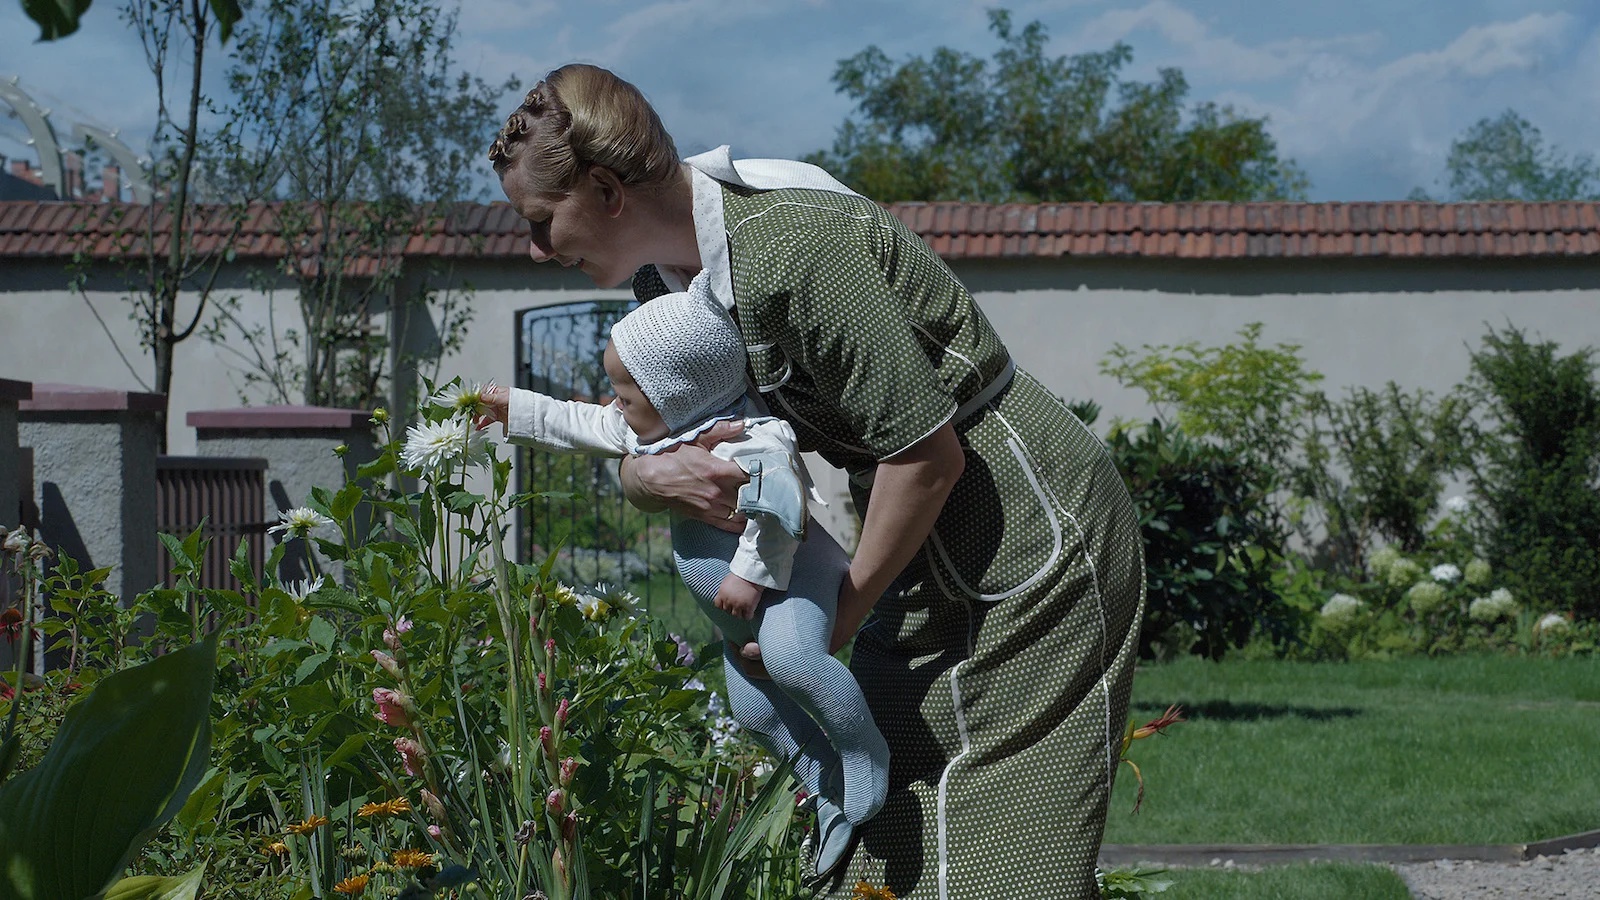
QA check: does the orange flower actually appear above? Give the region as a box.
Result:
[262,840,289,856]
[357,797,412,818]
[332,874,368,895]
[851,882,898,900]
[391,848,435,868]
[285,814,330,835]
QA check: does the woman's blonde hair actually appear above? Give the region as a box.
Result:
[488,64,679,194]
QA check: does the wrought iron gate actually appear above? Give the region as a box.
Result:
[514,301,694,633]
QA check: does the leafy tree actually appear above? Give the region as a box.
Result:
[1414,109,1600,201]
[201,0,509,409]
[64,0,249,451]
[806,9,1308,202]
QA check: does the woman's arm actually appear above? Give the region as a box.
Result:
[830,421,965,652]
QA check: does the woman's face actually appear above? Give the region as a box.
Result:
[501,165,633,289]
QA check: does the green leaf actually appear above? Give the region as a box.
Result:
[293,651,333,685]
[355,453,396,482]
[331,483,363,523]
[0,633,217,900]
[158,533,196,572]
[94,863,206,900]
[307,615,336,651]
[208,0,241,43]
[21,0,92,41]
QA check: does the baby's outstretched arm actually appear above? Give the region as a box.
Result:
[480,385,634,456]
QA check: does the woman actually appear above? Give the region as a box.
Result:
[483,63,1145,899]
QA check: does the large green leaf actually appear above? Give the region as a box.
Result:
[20,0,93,41]
[94,864,206,900]
[0,633,217,900]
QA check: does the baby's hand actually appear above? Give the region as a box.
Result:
[714,572,765,620]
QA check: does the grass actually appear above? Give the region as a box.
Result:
[1103,654,1600,845]
[1144,863,1413,899]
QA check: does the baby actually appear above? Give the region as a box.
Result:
[495,272,887,877]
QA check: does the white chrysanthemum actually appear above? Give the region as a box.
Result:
[1319,593,1364,624]
[1407,581,1449,615]
[590,582,641,617]
[269,507,336,539]
[576,593,611,622]
[1468,588,1517,623]
[1386,558,1424,589]
[549,583,582,606]
[1368,545,1402,579]
[1430,563,1462,584]
[401,417,490,472]
[1536,613,1570,634]
[1464,558,1492,587]
[429,379,495,416]
[285,575,325,602]
[1443,495,1471,515]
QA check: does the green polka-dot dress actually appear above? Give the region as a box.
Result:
[637,166,1146,900]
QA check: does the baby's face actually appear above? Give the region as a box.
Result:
[602,343,670,441]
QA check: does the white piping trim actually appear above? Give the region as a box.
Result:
[928,412,1063,602]
[935,597,977,900]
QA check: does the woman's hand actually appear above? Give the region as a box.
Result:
[829,574,879,654]
[619,421,749,533]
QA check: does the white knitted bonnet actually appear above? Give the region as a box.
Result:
[609,272,748,434]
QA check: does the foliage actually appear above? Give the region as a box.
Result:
[807,9,1308,203]
[0,629,216,900]
[1414,109,1600,201]
[1102,417,1291,660]
[199,0,508,409]
[22,0,241,42]
[1456,324,1600,622]
[1297,383,1468,574]
[6,382,808,898]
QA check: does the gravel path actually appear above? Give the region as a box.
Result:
[1392,847,1600,898]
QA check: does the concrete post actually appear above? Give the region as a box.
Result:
[188,406,377,584]
[17,383,164,604]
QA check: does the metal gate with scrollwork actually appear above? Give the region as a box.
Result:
[513,301,696,636]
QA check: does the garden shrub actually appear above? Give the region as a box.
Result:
[1101,416,1291,660]
[1457,324,1600,622]
[1297,383,1467,576]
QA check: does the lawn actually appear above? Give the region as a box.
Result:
[1102,655,1600,845]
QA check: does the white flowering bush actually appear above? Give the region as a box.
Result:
[1319,593,1364,625]
[1468,588,1517,624]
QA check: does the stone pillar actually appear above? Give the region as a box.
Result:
[17,383,164,604]
[188,406,376,583]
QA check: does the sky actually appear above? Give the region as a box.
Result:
[2,0,1598,202]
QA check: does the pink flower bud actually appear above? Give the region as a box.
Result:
[382,616,412,650]
[562,810,578,844]
[372,688,413,728]
[539,725,554,758]
[553,846,568,883]
[559,756,578,786]
[537,672,547,696]
[555,698,569,727]
[371,650,403,679]
[545,638,556,661]
[394,737,427,777]
[427,824,442,840]
[546,788,564,816]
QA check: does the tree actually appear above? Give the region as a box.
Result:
[66,0,249,451]
[200,0,508,409]
[1414,110,1600,201]
[806,9,1308,203]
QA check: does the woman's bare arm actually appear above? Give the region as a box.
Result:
[830,422,965,652]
